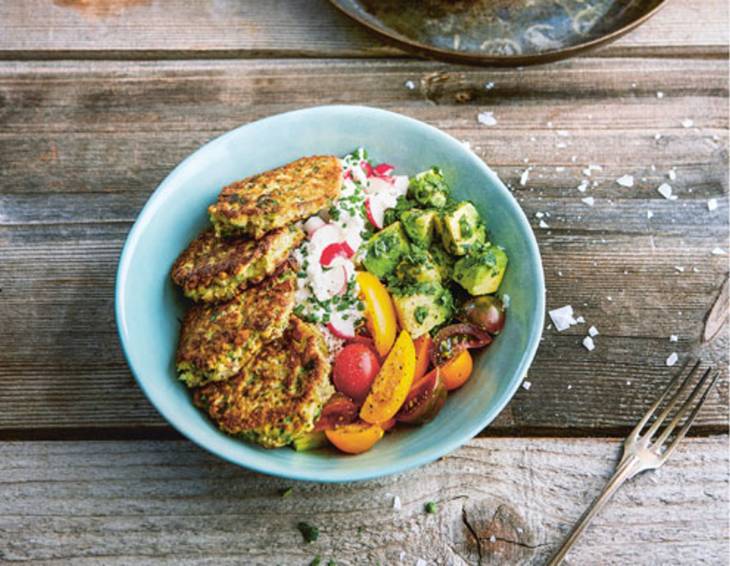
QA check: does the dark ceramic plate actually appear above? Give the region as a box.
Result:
[330,0,667,66]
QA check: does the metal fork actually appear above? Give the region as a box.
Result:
[548,359,720,566]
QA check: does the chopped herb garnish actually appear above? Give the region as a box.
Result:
[297,522,320,543]
[279,487,293,498]
[310,556,321,566]
[424,501,437,514]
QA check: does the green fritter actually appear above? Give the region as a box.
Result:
[175,264,297,387]
[209,156,343,239]
[193,317,334,448]
[171,225,304,303]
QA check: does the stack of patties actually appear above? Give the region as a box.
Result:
[171,155,343,447]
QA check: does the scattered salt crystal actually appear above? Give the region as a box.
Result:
[557,142,567,149]
[489,535,497,544]
[654,133,662,140]
[668,169,677,181]
[535,212,545,218]
[711,247,727,255]
[666,352,678,367]
[557,130,570,137]
[670,335,678,342]
[547,121,554,128]
[404,80,416,90]
[557,271,563,277]
[567,384,572,390]
[681,119,694,128]
[626,381,632,386]
[582,336,595,351]
[647,210,654,219]
[502,294,511,308]
[416,559,427,566]
[582,168,592,177]
[607,296,613,301]
[657,183,677,200]
[522,380,532,391]
[656,91,664,99]
[485,81,495,90]
[575,316,585,324]
[392,495,402,511]
[708,198,718,211]
[477,111,497,126]
[674,266,685,272]
[549,305,578,332]
[581,196,595,206]
[616,175,634,187]
[556,166,566,172]
[571,155,577,163]
[539,220,549,229]
[520,168,531,186]
[577,179,589,192]
[588,326,599,337]
[692,267,699,273]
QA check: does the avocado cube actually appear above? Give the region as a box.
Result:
[395,247,441,284]
[408,168,450,209]
[437,201,486,256]
[429,242,456,280]
[362,222,410,279]
[401,208,437,247]
[292,431,328,451]
[452,245,508,295]
[390,283,454,338]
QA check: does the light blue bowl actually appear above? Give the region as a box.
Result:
[115,105,544,482]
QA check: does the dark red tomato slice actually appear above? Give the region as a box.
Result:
[313,393,358,431]
[333,343,381,403]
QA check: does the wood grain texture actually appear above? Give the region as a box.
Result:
[0,56,727,434]
[0,437,727,564]
[0,0,727,59]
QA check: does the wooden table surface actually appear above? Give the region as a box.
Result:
[0,1,728,564]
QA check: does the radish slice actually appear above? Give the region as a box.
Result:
[304,216,326,238]
[313,266,348,301]
[327,317,357,340]
[320,242,355,267]
[365,196,386,229]
[310,223,344,251]
[373,163,395,177]
[361,161,374,177]
[365,177,393,195]
[392,175,409,196]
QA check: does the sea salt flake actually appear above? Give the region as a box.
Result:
[708,198,718,211]
[674,266,685,272]
[567,384,572,390]
[657,183,675,200]
[681,119,694,128]
[582,336,595,351]
[670,335,678,342]
[581,196,595,206]
[556,166,566,172]
[522,380,532,391]
[549,305,578,332]
[520,168,531,186]
[489,535,497,544]
[647,210,654,219]
[588,326,599,337]
[616,175,634,188]
[557,130,570,137]
[668,169,677,181]
[577,179,589,193]
[535,211,545,218]
[656,91,664,99]
[404,80,416,90]
[485,81,495,90]
[575,316,585,324]
[478,111,497,126]
[711,247,727,255]
[392,495,402,511]
[539,220,549,229]
[654,133,662,140]
[666,352,678,367]
[416,559,427,566]
[556,142,567,149]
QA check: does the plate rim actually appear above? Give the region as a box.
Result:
[328,0,669,66]
[115,104,545,482]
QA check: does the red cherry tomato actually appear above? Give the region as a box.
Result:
[333,343,381,403]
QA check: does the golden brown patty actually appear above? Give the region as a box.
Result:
[193,317,334,448]
[175,264,297,387]
[171,225,304,303]
[208,155,343,239]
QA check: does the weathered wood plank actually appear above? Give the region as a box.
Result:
[0,438,726,565]
[0,0,726,59]
[0,56,726,434]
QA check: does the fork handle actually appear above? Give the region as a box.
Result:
[547,454,643,566]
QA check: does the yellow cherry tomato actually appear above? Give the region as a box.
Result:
[439,349,474,391]
[325,422,384,454]
[360,330,416,424]
[356,271,397,357]
[413,334,433,381]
